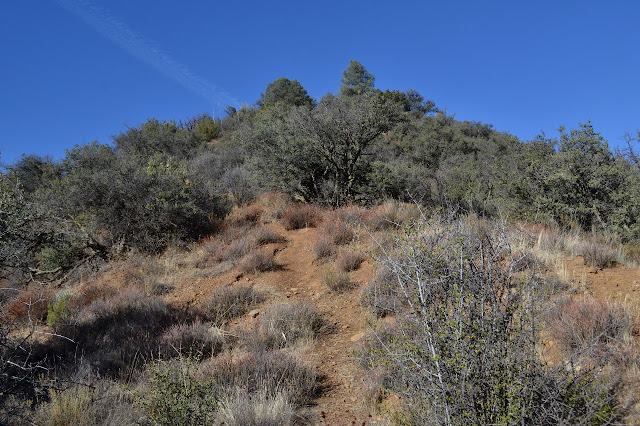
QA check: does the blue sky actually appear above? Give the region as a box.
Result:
[1,1,639,164]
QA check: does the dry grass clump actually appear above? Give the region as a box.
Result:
[249,226,286,245]
[334,204,369,225]
[36,289,174,376]
[206,284,265,325]
[202,351,317,406]
[312,234,336,259]
[366,200,421,230]
[335,248,365,272]
[237,249,278,275]
[312,214,355,260]
[217,388,295,426]
[280,203,321,230]
[322,266,354,293]
[160,320,226,358]
[242,302,325,351]
[228,204,264,225]
[579,241,618,268]
[547,296,636,365]
[223,234,256,261]
[34,379,139,426]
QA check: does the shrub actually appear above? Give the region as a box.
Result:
[335,249,365,272]
[363,215,628,424]
[321,267,353,292]
[223,235,255,261]
[4,288,55,323]
[40,387,95,426]
[206,284,265,325]
[228,204,263,225]
[360,266,408,318]
[547,296,635,365]
[160,320,226,359]
[202,351,316,406]
[312,234,336,259]
[54,290,172,376]
[319,214,354,245]
[237,249,278,275]
[249,226,286,245]
[140,357,218,426]
[242,302,325,351]
[217,389,295,426]
[46,290,70,327]
[579,241,618,268]
[280,204,320,230]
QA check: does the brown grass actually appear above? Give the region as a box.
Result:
[322,266,354,292]
[241,302,325,351]
[335,249,365,272]
[547,296,636,365]
[205,284,265,325]
[280,204,321,230]
[4,287,55,323]
[160,320,226,358]
[201,351,317,407]
[237,249,278,274]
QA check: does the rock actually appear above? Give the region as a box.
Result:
[350,332,365,342]
[248,309,260,318]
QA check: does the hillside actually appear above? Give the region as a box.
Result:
[2,196,639,424]
[2,60,640,424]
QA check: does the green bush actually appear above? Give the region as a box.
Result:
[46,291,70,327]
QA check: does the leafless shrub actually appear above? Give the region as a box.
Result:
[321,266,353,293]
[579,241,618,268]
[363,215,629,424]
[335,249,365,272]
[547,296,635,365]
[4,287,55,323]
[160,320,226,359]
[241,302,325,351]
[238,249,278,275]
[280,204,320,230]
[361,266,407,318]
[206,284,265,325]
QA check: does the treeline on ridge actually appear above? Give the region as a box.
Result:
[2,59,640,281]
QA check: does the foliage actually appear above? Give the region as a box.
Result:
[56,143,226,252]
[140,357,218,426]
[340,59,375,97]
[259,76,315,109]
[364,215,627,424]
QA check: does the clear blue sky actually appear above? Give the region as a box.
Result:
[1,1,639,164]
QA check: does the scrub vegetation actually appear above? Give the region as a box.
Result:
[2,60,640,424]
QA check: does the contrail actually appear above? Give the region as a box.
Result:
[54,0,239,109]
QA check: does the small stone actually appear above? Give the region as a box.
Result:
[248,309,260,318]
[350,332,365,342]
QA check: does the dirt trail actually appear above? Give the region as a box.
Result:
[265,225,377,425]
[171,224,379,424]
